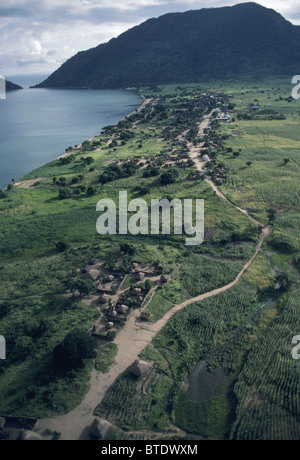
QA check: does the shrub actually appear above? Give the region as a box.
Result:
[0,302,11,318]
[160,169,179,185]
[86,186,96,197]
[270,232,297,254]
[81,156,94,166]
[65,279,96,296]
[53,331,97,370]
[14,336,33,359]
[58,189,72,200]
[99,171,118,184]
[120,244,136,256]
[293,256,300,271]
[60,154,75,165]
[56,241,68,252]
[140,186,151,195]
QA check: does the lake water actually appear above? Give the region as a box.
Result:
[0,74,142,188]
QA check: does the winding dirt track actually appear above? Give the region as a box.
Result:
[37,111,270,440]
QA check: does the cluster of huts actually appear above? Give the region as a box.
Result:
[83,260,166,341]
[0,416,44,441]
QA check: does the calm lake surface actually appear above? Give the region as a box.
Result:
[0,74,142,188]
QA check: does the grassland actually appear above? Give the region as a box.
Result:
[0,79,299,440]
[94,79,299,440]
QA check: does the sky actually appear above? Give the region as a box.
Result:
[1,0,300,77]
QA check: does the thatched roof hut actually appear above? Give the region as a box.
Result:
[160,275,170,284]
[106,275,115,282]
[84,269,100,281]
[129,262,139,273]
[128,360,152,378]
[89,258,101,266]
[135,272,145,281]
[83,264,92,273]
[17,430,44,440]
[89,418,113,440]
[99,294,110,304]
[117,304,129,315]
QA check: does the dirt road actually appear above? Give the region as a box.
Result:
[37,111,270,440]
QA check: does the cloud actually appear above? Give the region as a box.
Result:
[0,0,299,75]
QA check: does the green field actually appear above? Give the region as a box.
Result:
[0,79,299,439]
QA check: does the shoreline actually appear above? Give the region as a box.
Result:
[57,93,146,160]
[11,90,145,186]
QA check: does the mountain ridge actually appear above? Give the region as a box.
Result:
[5,80,23,91]
[36,2,300,89]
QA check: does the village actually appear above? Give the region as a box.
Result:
[0,88,245,441]
[77,257,170,341]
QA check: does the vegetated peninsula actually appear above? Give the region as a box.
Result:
[1,1,300,443]
[0,77,299,440]
[35,2,300,90]
[6,80,23,91]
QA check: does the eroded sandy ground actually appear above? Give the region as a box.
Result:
[14,177,48,188]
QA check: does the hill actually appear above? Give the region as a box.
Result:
[6,80,23,91]
[35,2,300,89]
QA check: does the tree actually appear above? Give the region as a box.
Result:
[86,186,96,197]
[120,130,135,141]
[14,336,33,359]
[275,273,291,292]
[99,171,118,184]
[81,156,94,166]
[283,158,290,165]
[160,168,179,185]
[120,244,136,256]
[110,139,118,148]
[267,208,277,223]
[58,188,72,200]
[56,241,68,253]
[60,154,75,165]
[145,279,152,292]
[293,256,300,271]
[56,177,67,186]
[140,186,151,195]
[0,302,11,318]
[66,279,96,297]
[246,161,252,167]
[150,168,160,177]
[53,331,97,370]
